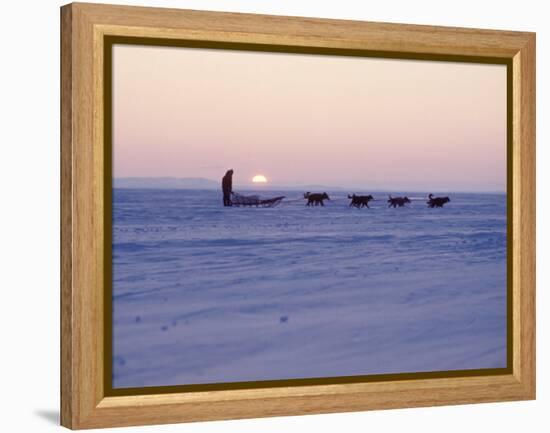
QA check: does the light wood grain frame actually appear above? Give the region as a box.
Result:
[60,2,535,429]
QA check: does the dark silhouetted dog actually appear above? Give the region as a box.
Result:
[387,195,411,208]
[427,193,450,208]
[348,194,374,208]
[304,192,330,206]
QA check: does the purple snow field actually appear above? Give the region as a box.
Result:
[112,189,507,388]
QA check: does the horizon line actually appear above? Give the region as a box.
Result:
[113,176,505,193]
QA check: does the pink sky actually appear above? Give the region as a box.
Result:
[113,44,506,192]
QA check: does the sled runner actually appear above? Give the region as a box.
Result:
[231,192,285,208]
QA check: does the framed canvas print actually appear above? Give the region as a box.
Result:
[60,3,536,429]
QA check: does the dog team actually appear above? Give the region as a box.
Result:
[303,192,450,208]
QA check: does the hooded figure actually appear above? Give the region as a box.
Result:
[222,169,234,206]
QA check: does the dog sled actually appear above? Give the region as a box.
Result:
[231,192,285,208]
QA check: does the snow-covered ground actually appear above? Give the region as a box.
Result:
[112,189,507,388]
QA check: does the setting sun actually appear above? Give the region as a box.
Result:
[252,175,268,183]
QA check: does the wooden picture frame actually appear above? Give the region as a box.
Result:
[61,2,535,429]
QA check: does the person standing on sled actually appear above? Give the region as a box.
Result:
[222,169,234,206]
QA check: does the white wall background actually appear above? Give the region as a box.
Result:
[0,0,546,431]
